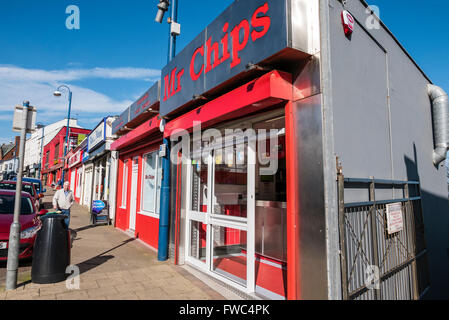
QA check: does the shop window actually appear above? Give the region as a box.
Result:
[121,160,129,208]
[253,116,287,263]
[93,159,107,201]
[191,138,209,213]
[76,172,82,198]
[212,225,247,287]
[54,143,60,162]
[213,142,248,218]
[140,151,162,216]
[191,161,208,213]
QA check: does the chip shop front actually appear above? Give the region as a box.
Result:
[159,0,320,300]
[111,0,322,300]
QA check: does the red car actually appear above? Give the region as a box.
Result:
[0,190,47,261]
[0,180,42,210]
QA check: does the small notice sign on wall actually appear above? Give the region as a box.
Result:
[386,202,404,235]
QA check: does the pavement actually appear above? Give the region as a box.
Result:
[0,190,225,300]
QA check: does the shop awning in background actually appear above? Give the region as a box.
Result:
[111,116,161,151]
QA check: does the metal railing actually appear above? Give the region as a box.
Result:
[337,171,430,300]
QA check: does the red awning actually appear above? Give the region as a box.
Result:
[111,116,161,151]
[164,70,292,138]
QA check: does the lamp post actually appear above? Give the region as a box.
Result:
[36,122,45,180]
[155,0,179,262]
[6,101,32,290]
[53,85,72,185]
[167,0,179,63]
[155,0,180,63]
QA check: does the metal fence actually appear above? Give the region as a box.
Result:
[337,170,430,300]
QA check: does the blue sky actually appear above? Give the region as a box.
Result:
[0,0,448,144]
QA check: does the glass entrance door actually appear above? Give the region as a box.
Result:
[185,149,211,269]
[185,138,256,293]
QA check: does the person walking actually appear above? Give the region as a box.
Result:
[53,181,74,228]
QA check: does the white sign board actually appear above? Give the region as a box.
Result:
[12,105,37,133]
[88,120,105,152]
[386,202,404,235]
[68,150,82,168]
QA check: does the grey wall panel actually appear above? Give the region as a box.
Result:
[385,23,449,303]
[327,0,449,299]
[328,4,392,204]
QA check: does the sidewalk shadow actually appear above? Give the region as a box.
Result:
[71,223,112,244]
[73,224,99,233]
[76,238,136,275]
[0,258,32,270]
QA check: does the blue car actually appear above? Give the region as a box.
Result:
[12,177,46,207]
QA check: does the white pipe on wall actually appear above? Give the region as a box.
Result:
[428,84,449,166]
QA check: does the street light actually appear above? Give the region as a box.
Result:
[154,0,179,262]
[36,122,45,180]
[53,85,72,186]
[6,101,32,290]
[155,0,169,23]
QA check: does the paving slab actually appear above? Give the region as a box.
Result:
[56,290,90,300]
[0,190,226,300]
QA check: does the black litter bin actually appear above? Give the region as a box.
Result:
[31,214,71,284]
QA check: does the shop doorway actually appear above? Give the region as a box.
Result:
[128,157,139,231]
[70,170,76,191]
[83,168,93,206]
[184,110,287,297]
[76,171,83,199]
[185,141,256,293]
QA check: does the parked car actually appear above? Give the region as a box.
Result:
[0,190,47,261]
[14,177,46,208]
[4,172,17,181]
[0,181,41,210]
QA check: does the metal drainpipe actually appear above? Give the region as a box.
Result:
[428,84,449,166]
[158,137,171,261]
[157,0,178,261]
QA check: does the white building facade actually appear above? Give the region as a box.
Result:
[24,119,81,178]
[0,158,19,180]
[80,116,117,216]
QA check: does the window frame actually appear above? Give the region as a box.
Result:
[54,143,60,161]
[138,151,162,219]
[120,159,129,209]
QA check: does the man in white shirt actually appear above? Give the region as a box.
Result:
[53,181,75,228]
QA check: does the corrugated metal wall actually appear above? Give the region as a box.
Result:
[328,0,449,298]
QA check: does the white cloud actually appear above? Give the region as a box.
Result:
[0,65,160,82]
[0,80,134,114]
[0,65,160,135]
[0,137,14,145]
[0,64,160,112]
